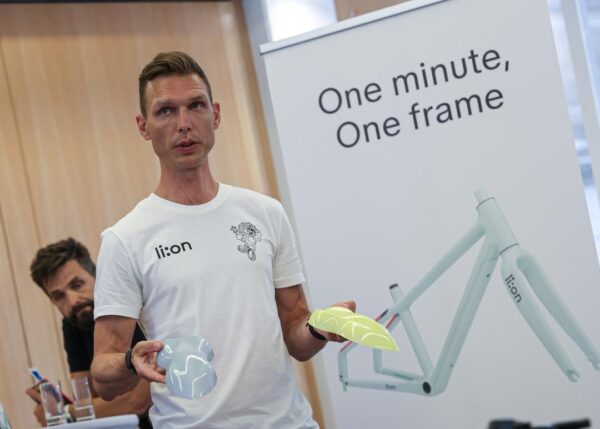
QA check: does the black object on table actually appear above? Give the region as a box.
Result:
[488,419,591,429]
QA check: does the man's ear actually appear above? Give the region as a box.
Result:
[135,114,151,140]
[212,102,221,130]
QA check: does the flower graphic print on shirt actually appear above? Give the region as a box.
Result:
[230,222,262,261]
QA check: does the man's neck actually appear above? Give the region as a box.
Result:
[154,163,219,205]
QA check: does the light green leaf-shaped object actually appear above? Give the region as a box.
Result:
[308,306,398,351]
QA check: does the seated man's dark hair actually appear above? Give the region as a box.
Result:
[30,238,96,291]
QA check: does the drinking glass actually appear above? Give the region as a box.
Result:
[39,382,67,426]
[70,376,96,421]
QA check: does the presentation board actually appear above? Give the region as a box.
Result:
[261,0,600,427]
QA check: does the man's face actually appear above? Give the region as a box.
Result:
[136,73,221,173]
[44,259,95,329]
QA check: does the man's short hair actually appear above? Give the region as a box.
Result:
[30,238,96,291]
[138,51,213,117]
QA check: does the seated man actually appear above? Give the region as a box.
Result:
[26,238,152,428]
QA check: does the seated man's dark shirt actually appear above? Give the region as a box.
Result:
[62,318,152,429]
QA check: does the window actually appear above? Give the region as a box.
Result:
[550,0,600,255]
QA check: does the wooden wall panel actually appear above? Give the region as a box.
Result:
[0,42,70,426]
[0,1,322,426]
[0,209,37,429]
[335,0,410,20]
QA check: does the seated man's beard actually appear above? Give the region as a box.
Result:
[69,300,95,329]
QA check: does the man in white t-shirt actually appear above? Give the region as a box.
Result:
[90,51,355,429]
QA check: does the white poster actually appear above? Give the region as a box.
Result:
[261,0,600,427]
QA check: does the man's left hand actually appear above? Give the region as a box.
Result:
[315,300,356,343]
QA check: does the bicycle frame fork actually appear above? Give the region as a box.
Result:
[338,190,600,396]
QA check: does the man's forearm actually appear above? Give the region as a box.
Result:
[275,286,354,361]
[91,353,140,400]
[88,379,151,418]
[284,313,328,362]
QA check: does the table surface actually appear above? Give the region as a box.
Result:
[42,414,139,429]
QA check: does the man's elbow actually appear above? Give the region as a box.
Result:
[90,361,117,401]
[96,384,119,402]
[294,354,312,362]
[289,346,316,362]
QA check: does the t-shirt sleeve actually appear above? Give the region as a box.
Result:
[62,319,90,373]
[93,229,143,321]
[273,202,306,288]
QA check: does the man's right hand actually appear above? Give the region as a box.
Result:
[131,340,166,383]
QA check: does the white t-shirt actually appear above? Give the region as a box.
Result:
[94,184,318,429]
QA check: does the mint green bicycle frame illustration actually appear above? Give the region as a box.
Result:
[338,190,600,396]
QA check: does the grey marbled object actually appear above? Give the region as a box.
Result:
[156,336,217,400]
